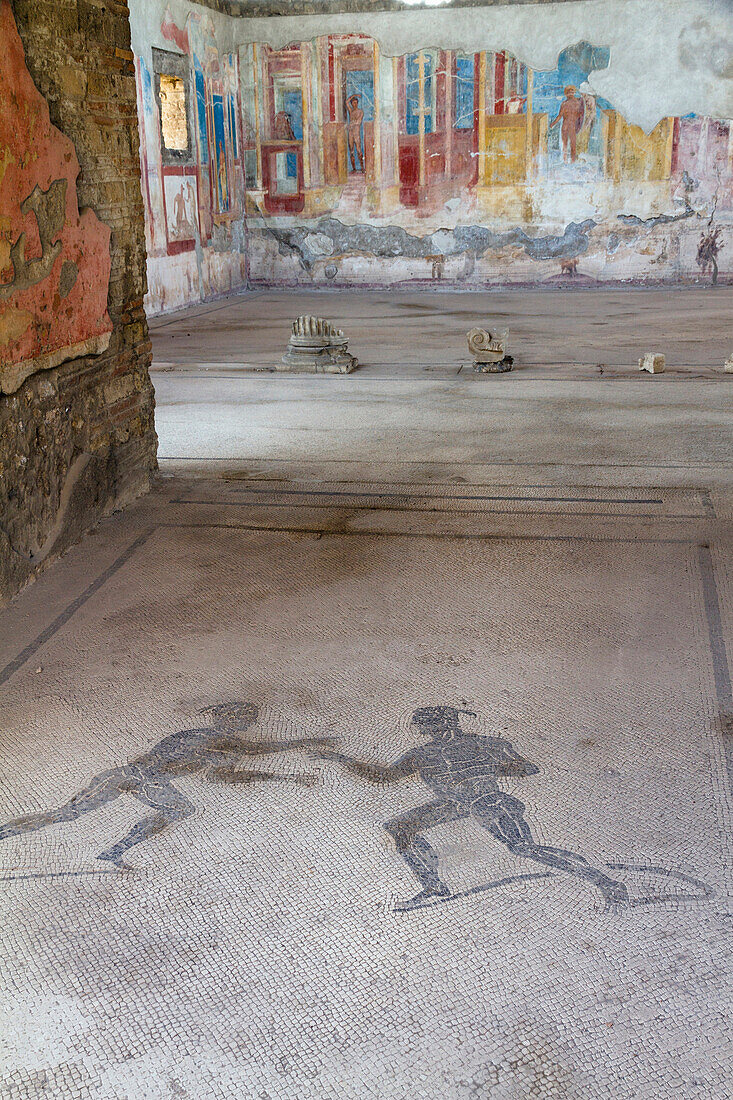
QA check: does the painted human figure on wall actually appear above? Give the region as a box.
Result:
[217,140,228,210]
[346,94,365,172]
[551,85,585,163]
[171,180,197,237]
[274,111,296,141]
[577,82,598,156]
[173,185,187,228]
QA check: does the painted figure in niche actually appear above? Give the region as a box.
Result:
[551,86,585,163]
[217,140,228,211]
[346,94,365,172]
[274,111,296,141]
[171,180,197,238]
[316,705,629,910]
[0,703,333,868]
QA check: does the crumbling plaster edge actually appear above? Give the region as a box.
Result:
[139,0,733,135]
[231,0,733,133]
[0,332,112,397]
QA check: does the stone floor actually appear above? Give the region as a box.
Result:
[1,289,732,1099]
[149,286,733,375]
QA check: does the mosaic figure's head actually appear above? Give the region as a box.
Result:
[564,85,577,97]
[202,701,259,731]
[411,706,476,736]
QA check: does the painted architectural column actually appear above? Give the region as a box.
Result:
[418,50,426,188]
[392,55,400,188]
[315,36,326,188]
[301,43,311,190]
[372,40,382,190]
[477,51,488,187]
[445,50,454,180]
[252,43,263,191]
[525,68,534,179]
[663,114,675,180]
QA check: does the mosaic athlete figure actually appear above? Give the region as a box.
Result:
[317,706,628,909]
[0,703,331,868]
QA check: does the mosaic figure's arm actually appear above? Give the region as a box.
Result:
[209,735,337,759]
[489,741,540,777]
[314,748,419,784]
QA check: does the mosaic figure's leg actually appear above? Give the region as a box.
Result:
[385,799,467,904]
[471,792,628,906]
[97,779,195,866]
[0,770,124,842]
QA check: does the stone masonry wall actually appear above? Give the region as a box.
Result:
[0,0,157,605]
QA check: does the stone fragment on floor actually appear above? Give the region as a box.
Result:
[279,315,358,373]
[639,353,666,373]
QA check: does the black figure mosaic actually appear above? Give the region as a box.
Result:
[0,703,331,868]
[316,705,629,910]
[0,701,712,909]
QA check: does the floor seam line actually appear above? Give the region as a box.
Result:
[0,527,157,688]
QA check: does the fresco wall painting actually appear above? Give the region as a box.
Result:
[239,35,731,287]
[135,10,247,314]
[132,7,732,308]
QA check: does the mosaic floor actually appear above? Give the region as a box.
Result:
[1,472,731,1099]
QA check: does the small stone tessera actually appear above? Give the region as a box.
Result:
[1,0,732,1097]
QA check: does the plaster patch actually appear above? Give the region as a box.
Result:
[257,216,598,271]
[0,306,32,347]
[237,0,733,130]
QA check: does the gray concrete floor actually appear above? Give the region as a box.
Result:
[1,289,732,1099]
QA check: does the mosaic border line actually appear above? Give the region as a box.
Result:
[0,529,156,689]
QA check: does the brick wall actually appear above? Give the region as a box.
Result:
[0,0,157,604]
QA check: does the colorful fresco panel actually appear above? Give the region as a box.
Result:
[237,32,729,286]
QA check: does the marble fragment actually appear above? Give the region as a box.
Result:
[467,328,513,373]
[280,315,358,374]
[639,353,666,374]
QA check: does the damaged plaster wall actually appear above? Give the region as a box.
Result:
[0,2,113,397]
[1,0,157,606]
[238,0,732,286]
[129,0,249,314]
